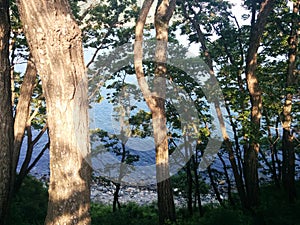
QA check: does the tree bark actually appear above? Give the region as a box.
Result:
[244,0,275,209]
[0,0,14,224]
[11,55,37,193]
[134,0,176,224]
[282,0,299,203]
[17,1,91,224]
[154,1,177,224]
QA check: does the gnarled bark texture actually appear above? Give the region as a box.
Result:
[0,0,14,224]
[17,1,91,224]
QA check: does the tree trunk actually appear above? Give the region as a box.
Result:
[134,0,176,224]
[113,183,121,212]
[264,112,280,188]
[14,125,48,192]
[17,1,91,224]
[282,0,299,203]
[244,0,275,209]
[192,154,204,216]
[181,1,248,209]
[113,142,126,212]
[186,160,193,215]
[0,0,14,224]
[218,153,235,206]
[184,131,193,215]
[207,166,224,206]
[154,1,176,224]
[12,55,37,193]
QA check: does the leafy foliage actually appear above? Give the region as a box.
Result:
[91,202,158,225]
[10,176,48,225]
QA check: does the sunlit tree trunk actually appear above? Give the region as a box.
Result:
[17,1,91,224]
[154,1,176,224]
[12,55,37,193]
[244,0,275,209]
[134,0,176,224]
[282,0,299,203]
[0,0,14,224]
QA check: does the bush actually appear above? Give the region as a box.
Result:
[91,202,158,225]
[255,184,300,225]
[10,176,48,225]
[199,208,252,225]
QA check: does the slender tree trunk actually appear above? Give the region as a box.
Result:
[11,55,37,193]
[14,125,48,192]
[17,1,91,224]
[134,0,176,224]
[181,1,248,208]
[264,112,280,188]
[207,166,224,206]
[282,0,299,203]
[184,133,193,215]
[186,160,193,215]
[218,153,235,206]
[244,0,275,209]
[154,1,176,224]
[0,1,14,224]
[113,183,121,212]
[192,154,204,216]
[113,142,126,212]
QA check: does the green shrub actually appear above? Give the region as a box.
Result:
[10,176,48,225]
[199,208,252,225]
[91,202,158,225]
[255,184,300,225]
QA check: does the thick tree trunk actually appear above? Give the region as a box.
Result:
[0,1,14,224]
[244,0,275,209]
[17,1,91,224]
[282,0,299,203]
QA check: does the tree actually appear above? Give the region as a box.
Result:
[282,0,299,202]
[179,0,247,209]
[244,0,275,208]
[134,0,176,224]
[16,0,91,224]
[0,0,14,224]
